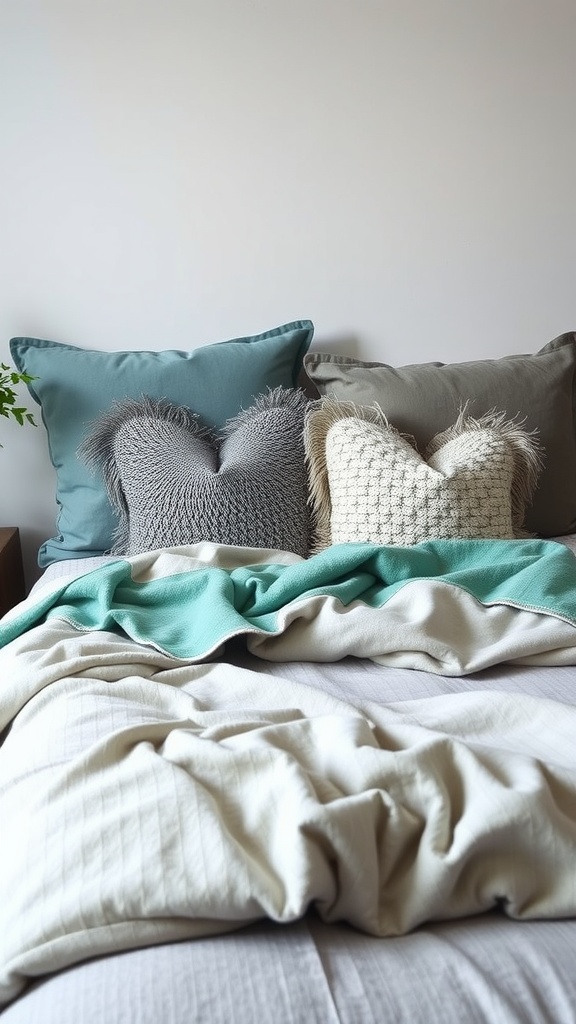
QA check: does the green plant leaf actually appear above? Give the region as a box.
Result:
[0,362,37,435]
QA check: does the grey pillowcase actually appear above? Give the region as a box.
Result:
[304,333,576,537]
[79,388,311,557]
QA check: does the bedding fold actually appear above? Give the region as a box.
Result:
[1,642,576,1005]
[2,540,576,1005]
[3,538,576,677]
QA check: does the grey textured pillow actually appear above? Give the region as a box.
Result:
[79,388,311,557]
[304,333,576,537]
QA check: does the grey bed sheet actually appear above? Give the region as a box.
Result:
[6,551,576,1024]
[4,914,576,1024]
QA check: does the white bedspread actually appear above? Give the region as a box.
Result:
[1,612,576,1006]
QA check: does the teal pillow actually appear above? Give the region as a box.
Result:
[11,320,314,565]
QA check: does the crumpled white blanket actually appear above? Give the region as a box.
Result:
[1,617,576,1006]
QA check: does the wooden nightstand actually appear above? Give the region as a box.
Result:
[0,528,26,617]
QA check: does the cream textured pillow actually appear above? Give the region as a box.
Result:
[304,401,543,549]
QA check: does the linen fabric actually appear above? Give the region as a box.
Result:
[3,550,576,1021]
[3,543,576,1008]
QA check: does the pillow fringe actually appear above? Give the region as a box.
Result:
[304,398,396,551]
[221,386,309,436]
[78,395,210,553]
[305,398,544,550]
[425,407,544,538]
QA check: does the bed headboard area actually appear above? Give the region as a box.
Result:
[1,1,575,587]
[3,316,575,605]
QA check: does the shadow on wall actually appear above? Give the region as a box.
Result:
[310,333,362,358]
[299,332,362,397]
[20,527,52,593]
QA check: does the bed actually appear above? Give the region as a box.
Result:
[2,321,576,1022]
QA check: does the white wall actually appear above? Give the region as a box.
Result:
[1,0,575,584]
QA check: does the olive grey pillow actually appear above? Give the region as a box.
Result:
[304,333,576,537]
[79,388,311,557]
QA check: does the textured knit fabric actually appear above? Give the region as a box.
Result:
[304,401,543,549]
[79,388,311,556]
